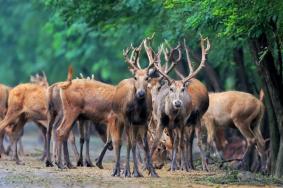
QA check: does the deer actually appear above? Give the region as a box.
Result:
[54,38,158,177]
[0,74,50,165]
[150,37,210,171]
[198,90,268,172]
[0,83,11,155]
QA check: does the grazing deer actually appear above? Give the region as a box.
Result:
[199,90,268,172]
[150,37,210,171]
[0,74,49,164]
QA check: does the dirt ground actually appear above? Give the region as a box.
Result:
[0,127,282,188]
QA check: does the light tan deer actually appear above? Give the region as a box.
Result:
[199,90,268,172]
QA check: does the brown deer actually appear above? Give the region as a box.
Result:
[0,74,51,163]
[0,75,49,164]
[150,37,210,171]
[54,38,158,177]
[199,90,268,172]
[0,84,11,155]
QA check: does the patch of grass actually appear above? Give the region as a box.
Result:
[194,170,283,186]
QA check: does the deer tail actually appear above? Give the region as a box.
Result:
[60,65,73,89]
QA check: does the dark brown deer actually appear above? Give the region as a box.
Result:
[150,37,210,171]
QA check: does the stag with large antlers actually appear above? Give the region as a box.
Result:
[96,38,159,177]
[150,37,210,171]
[172,38,211,171]
[54,38,158,177]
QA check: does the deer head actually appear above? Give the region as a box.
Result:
[154,37,210,111]
[123,35,159,100]
[30,72,48,88]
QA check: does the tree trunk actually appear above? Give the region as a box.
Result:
[250,33,283,177]
[233,47,252,93]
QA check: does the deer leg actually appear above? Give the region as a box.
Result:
[96,120,113,169]
[36,124,47,161]
[77,120,84,167]
[18,137,24,157]
[170,128,178,172]
[0,131,5,157]
[124,127,132,177]
[0,111,21,133]
[111,118,123,177]
[63,138,76,169]
[68,130,79,162]
[13,132,25,165]
[85,123,94,167]
[46,113,60,167]
[150,122,164,157]
[96,141,112,169]
[180,127,188,172]
[55,111,78,169]
[132,126,143,177]
[141,127,159,177]
[136,141,144,167]
[195,124,209,171]
[186,126,195,170]
[235,121,256,171]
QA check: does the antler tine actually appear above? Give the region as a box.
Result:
[80,73,84,79]
[166,43,182,74]
[153,62,173,84]
[30,75,35,82]
[144,37,156,69]
[123,46,139,70]
[155,44,163,69]
[161,44,169,72]
[174,69,185,79]
[183,38,194,75]
[41,71,47,80]
[132,40,144,69]
[182,37,210,84]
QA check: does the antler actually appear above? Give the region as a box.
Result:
[182,36,210,84]
[153,42,182,84]
[123,39,144,71]
[163,43,181,74]
[144,34,157,70]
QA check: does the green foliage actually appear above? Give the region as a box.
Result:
[0,0,282,92]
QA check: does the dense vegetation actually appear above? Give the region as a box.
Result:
[0,0,282,177]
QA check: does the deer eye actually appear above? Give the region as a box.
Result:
[181,88,185,92]
[145,76,149,81]
[170,88,173,92]
[134,76,137,80]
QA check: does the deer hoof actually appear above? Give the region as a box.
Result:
[77,160,83,167]
[85,160,94,167]
[46,160,54,167]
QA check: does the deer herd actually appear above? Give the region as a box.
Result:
[0,36,270,178]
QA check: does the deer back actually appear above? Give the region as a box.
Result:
[186,78,209,124]
[59,79,115,123]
